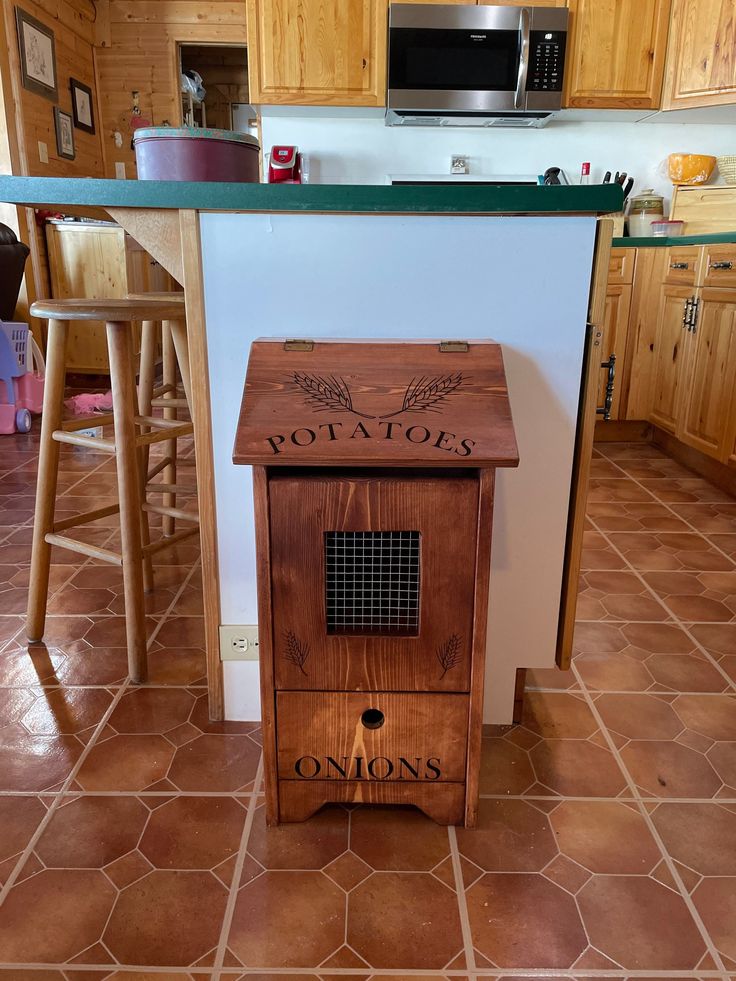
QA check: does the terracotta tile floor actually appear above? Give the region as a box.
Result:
[1,435,735,980]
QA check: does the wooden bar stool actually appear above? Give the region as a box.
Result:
[131,292,194,588]
[27,297,197,683]
[131,292,192,538]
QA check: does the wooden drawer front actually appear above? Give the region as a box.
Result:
[608,248,635,284]
[269,474,478,693]
[703,246,736,288]
[664,247,700,286]
[276,691,469,783]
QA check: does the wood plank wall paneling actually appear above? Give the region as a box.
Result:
[0,0,104,331]
[94,1,248,178]
[2,0,104,178]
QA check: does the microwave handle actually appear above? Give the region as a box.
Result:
[514,7,531,109]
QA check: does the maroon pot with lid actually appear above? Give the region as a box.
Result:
[133,126,260,182]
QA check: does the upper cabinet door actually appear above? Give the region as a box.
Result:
[662,0,736,109]
[564,0,672,108]
[246,0,389,106]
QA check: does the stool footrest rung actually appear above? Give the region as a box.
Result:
[52,504,120,532]
[147,457,174,481]
[136,423,193,447]
[150,397,189,409]
[45,533,122,565]
[146,482,198,495]
[143,525,199,557]
[53,430,117,453]
[135,415,188,430]
[143,502,199,524]
[61,414,114,432]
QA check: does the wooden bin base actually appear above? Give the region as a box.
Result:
[278,780,466,825]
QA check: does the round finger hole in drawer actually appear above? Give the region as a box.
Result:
[361,708,384,730]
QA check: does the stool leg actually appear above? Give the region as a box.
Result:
[161,324,177,537]
[107,320,148,683]
[27,319,68,642]
[167,318,192,410]
[137,319,156,592]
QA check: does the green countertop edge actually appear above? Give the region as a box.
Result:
[0,176,623,214]
[613,231,736,247]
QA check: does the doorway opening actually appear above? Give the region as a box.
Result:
[178,44,256,136]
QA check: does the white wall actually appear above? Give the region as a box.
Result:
[201,211,595,724]
[260,108,736,214]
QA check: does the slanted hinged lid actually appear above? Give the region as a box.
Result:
[232,338,519,468]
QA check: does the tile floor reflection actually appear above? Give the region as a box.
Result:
[0,435,734,979]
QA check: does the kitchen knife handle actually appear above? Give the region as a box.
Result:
[515,7,531,110]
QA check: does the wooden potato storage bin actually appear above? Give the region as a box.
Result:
[233,339,518,827]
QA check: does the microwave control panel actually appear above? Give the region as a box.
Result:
[528,31,566,92]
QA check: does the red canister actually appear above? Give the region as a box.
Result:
[133,127,260,182]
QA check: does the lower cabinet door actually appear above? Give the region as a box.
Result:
[650,286,692,434]
[276,691,469,783]
[598,283,633,419]
[677,288,736,461]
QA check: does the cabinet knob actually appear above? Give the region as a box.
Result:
[710,261,733,270]
[671,262,688,270]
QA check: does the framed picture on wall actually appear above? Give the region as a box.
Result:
[54,107,75,160]
[70,78,95,134]
[15,7,58,102]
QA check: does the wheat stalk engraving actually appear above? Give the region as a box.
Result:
[437,634,462,679]
[381,373,465,418]
[284,630,310,676]
[291,372,374,418]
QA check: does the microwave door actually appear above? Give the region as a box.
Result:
[388,16,526,112]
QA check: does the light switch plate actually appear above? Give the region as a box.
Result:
[219,624,259,661]
[38,141,48,164]
[115,161,126,179]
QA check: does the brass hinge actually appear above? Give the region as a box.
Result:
[439,340,469,353]
[283,338,314,352]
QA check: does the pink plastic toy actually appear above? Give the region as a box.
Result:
[64,391,113,415]
[0,322,45,434]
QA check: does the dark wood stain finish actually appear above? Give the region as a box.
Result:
[234,339,518,827]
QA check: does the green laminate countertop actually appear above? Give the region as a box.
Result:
[613,231,736,248]
[0,176,623,215]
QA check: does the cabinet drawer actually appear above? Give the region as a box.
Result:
[664,247,700,286]
[608,248,635,284]
[702,246,736,289]
[276,691,468,782]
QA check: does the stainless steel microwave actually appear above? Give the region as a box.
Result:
[386,3,569,128]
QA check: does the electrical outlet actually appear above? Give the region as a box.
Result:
[219,624,259,661]
[38,141,48,164]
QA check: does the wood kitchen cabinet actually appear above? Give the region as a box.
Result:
[644,242,736,463]
[563,0,672,108]
[597,248,635,420]
[46,222,169,373]
[649,285,691,434]
[245,0,388,106]
[662,0,736,109]
[678,288,736,459]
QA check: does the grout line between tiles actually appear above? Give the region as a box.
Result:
[585,518,736,694]
[0,677,132,905]
[447,825,477,975]
[0,965,730,976]
[0,555,199,905]
[212,755,265,980]
[569,656,729,978]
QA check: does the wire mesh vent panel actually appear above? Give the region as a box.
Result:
[325,531,420,635]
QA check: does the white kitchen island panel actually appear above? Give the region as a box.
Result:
[199,212,597,723]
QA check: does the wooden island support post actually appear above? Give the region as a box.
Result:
[233,338,519,827]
